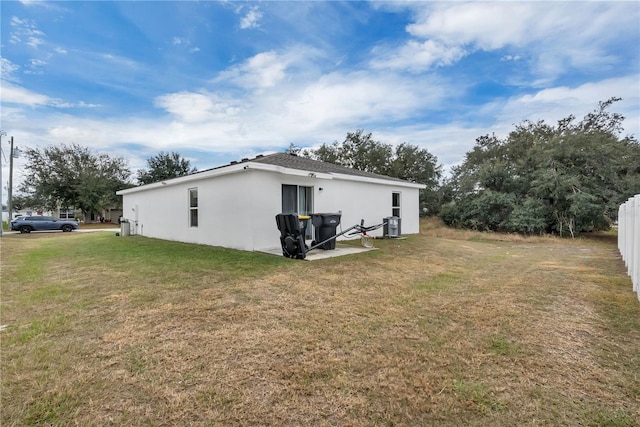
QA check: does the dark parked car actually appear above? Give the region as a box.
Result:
[10,216,79,233]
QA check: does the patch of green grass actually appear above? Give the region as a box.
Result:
[69,234,289,280]
[23,284,71,303]
[488,334,520,356]
[452,378,505,414]
[415,271,463,291]
[590,280,640,336]
[195,388,239,407]
[23,390,82,426]
[301,367,335,385]
[127,344,149,375]
[5,315,69,345]
[11,246,64,283]
[584,408,638,427]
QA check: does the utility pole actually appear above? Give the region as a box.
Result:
[0,130,5,236]
[8,137,14,225]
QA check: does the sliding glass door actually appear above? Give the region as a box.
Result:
[282,184,313,238]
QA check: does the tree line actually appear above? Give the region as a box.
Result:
[13,150,196,217]
[12,98,640,235]
[440,98,640,236]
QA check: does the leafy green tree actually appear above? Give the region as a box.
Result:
[442,98,640,235]
[137,151,197,185]
[391,143,441,186]
[304,129,442,215]
[9,193,49,212]
[306,130,393,175]
[20,143,131,217]
[391,143,442,215]
[506,197,547,235]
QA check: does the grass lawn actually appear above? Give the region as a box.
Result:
[1,218,639,426]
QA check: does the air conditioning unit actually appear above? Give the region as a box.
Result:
[383,216,401,238]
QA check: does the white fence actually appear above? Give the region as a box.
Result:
[618,194,640,301]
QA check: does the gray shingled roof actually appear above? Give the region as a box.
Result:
[190,152,418,185]
[250,153,412,184]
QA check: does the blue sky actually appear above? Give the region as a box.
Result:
[1,0,639,197]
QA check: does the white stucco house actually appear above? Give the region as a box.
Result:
[116,153,426,252]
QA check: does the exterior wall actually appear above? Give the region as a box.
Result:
[121,171,257,251]
[120,168,422,252]
[105,208,123,223]
[310,176,420,238]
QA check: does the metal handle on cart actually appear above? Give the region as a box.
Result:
[306,219,387,253]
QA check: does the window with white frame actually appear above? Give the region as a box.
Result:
[189,188,198,227]
[60,208,75,219]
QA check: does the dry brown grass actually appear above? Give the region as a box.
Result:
[1,218,639,426]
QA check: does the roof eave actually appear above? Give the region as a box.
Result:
[116,163,249,195]
[116,160,425,196]
[329,172,427,189]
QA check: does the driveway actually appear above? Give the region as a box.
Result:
[1,227,120,235]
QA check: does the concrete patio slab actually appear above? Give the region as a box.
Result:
[261,243,375,260]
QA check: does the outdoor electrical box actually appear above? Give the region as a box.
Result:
[121,220,130,236]
[383,216,401,238]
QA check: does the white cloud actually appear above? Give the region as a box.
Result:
[20,0,65,10]
[375,2,639,79]
[1,58,20,82]
[171,36,200,53]
[29,58,47,67]
[1,80,100,109]
[100,53,140,70]
[406,3,539,49]
[371,39,466,72]
[495,75,640,137]
[26,36,45,48]
[240,6,263,30]
[154,91,243,123]
[155,92,215,122]
[10,16,46,48]
[216,51,290,90]
[53,100,101,109]
[376,124,489,173]
[172,37,188,46]
[49,124,103,143]
[281,71,448,129]
[500,55,521,62]
[0,83,51,106]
